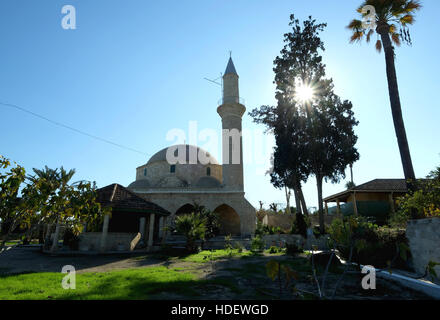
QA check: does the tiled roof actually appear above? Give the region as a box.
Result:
[97,184,170,216]
[323,179,408,202]
[351,179,408,192]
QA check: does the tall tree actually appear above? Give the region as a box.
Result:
[0,157,108,253]
[0,156,26,251]
[306,84,360,233]
[251,15,359,234]
[347,0,421,188]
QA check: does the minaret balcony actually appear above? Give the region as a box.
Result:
[218,96,245,106]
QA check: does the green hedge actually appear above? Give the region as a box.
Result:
[329,217,409,269]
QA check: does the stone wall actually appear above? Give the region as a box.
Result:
[262,214,294,232]
[262,234,329,251]
[406,218,440,282]
[78,232,138,252]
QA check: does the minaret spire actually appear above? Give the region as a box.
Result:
[224,57,238,76]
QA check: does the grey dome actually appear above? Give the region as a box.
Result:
[147,144,219,165]
[196,176,222,188]
[127,179,151,189]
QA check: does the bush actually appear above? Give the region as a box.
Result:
[174,212,207,253]
[233,241,244,253]
[397,165,440,220]
[255,222,285,236]
[329,217,409,268]
[268,246,283,254]
[290,214,307,238]
[251,235,265,252]
[286,242,304,256]
[255,220,267,237]
[63,228,79,250]
[224,234,233,250]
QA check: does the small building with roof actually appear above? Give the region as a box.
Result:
[79,183,171,252]
[323,179,408,224]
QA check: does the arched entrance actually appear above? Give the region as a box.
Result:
[175,203,195,216]
[213,204,241,236]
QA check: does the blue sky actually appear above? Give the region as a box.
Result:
[1,0,439,210]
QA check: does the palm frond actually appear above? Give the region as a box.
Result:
[347,19,363,30]
[366,29,374,43]
[389,24,396,34]
[391,33,401,46]
[375,39,382,53]
[405,0,422,12]
[400,14,414,25]
[350,31,364,43]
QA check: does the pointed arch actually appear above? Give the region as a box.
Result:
[175,203,196,216]
[213,204,241,236]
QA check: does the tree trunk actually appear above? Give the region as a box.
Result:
[377,22,416,189]
[284,185,291,215]
[316,175,325,234]
[298,186,308,216]
[293,188,302,215]
[350,164,354,184]
[293,187,307,238]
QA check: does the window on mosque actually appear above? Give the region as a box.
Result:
[207,167,211,176]
[143,168,147,176]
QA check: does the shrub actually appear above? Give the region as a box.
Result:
[174,212,207,253]
[63,227,79,250]
[224,234,233,250]
[397,164,440,219]
[268,246,283,254]
[233,241,244,253]
[329,217,409,268]
[255,220,267,237]
[251,235,265,252]
[286,242,304,256]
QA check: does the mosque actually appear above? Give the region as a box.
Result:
[125,57,256,237]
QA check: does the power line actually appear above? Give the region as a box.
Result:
[0,101,148,156]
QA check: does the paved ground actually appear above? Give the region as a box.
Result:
[0,246,166,274]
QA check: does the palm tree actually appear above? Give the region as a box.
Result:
[347,0,421,190]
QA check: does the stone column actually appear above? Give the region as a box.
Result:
[325,202,329,215]
[139,217,146,243]
[50,222,61,252]
[147,213,155,248]
[100,214,110,252]
[158,216,164,239]
[161,217,168,245]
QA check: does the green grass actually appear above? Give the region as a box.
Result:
[180,249,255,263]
[0,266,239,300]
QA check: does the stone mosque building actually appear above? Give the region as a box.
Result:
[126,57,256,237]
[78,58,255,252]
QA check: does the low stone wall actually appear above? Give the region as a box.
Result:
[406,218,440,282]
[78,232,138,252]
[165,234,329,251]
[262,234,329,251]
[262,214,294,231]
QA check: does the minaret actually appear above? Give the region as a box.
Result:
[217,57,246,191]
